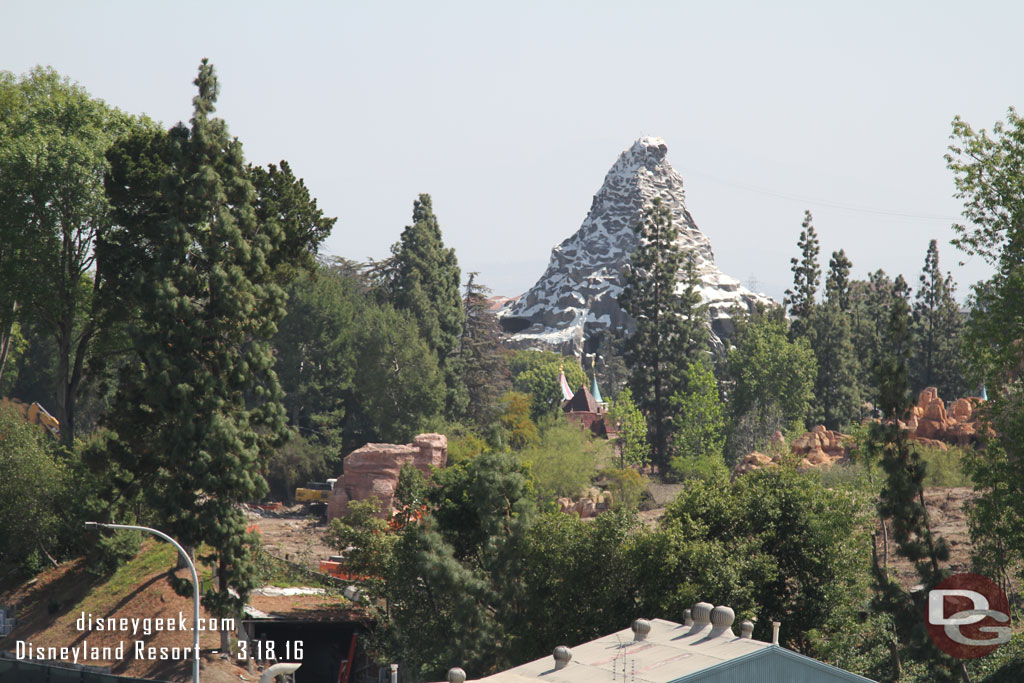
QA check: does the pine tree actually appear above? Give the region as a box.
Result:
[811,250,861,430]
[785,210,820,340]
[389,194,467,418]
[620,198,707,471]
[866,273,954,679]
[102,61,294,648]
[910,240,965,397]
[810,305,861,430]
[459,273,510,429]
[825,248,852,312]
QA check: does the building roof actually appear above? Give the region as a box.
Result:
[563,385,599,414]
[468,606,875,683]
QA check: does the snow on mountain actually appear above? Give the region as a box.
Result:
[499,136,776,356]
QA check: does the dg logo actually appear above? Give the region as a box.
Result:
[926,573,1011,659]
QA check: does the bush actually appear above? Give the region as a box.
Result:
[88,529,142,577]
[599,468,646,510]
[667,452,730,483]
[918,444,972,487]
[518,417,612,500]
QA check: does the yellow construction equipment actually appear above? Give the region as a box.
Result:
[295,479,336,504]
[0,397,60,438]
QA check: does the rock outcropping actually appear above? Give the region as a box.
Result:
[903,387,986,448]
[732,426,851,477]
[500,137,774,355]
[327,433,447,521]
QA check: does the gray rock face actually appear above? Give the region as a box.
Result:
[500,137,776,356]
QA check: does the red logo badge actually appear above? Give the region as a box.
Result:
[926,573,1011,659]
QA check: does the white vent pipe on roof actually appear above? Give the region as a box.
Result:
[708,606,736,639]
[553,646,573,670]
[740,620,754,639]
[772,621,781,645]
[631,618,651,641]
[683,608,693,627]
[686,602,714,637]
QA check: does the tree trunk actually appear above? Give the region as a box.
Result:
[0,302,19,390]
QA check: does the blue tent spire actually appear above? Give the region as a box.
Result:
[591,373,603,404]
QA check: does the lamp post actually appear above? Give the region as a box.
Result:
[85,522,200,683]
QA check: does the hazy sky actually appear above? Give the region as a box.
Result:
[3,1,1020,302]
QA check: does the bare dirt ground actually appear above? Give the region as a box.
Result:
[878,486,978,590]
[0,551,258,682]
[245,504,336,569]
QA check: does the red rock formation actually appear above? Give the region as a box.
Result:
[908,387,986,447]
[732,425,850,477]
[327,433,447,521]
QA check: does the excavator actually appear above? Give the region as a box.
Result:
[0,397,60,438]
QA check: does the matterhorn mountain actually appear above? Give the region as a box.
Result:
[499,136,776,356]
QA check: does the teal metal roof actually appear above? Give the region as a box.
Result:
[668,645,876,683]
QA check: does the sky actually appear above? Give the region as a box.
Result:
[3,1,1021,303]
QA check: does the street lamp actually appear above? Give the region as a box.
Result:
[85,522,200,683]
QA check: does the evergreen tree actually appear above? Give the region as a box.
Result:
[810,250,861,430]
[247,160,335,283]
[849,270,910,409]
[825,248,852,312]
[459,273,510,430]
[620,198,707,471]
[865,272,955,679]
[101,61,297,647]
[784,210,820,340]
[809,303,861,430]
[389,194,467,419]
[349,301,445,444]
[910,240,965,397]
[274,265,358,449]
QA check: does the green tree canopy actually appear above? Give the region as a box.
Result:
[910,239,965,398]
[459,273,510,429]
[784,210,820,340]
[0,405,66,570]
[727,307,816,431]
[0,66,139,445]
[509,349,585,420]
[605,386,649,467]
[669,361,726,480]
[101,60,304,641]
[620,198,707,470]
[388,194,466,418]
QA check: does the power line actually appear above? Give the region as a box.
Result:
[680,167,961,222]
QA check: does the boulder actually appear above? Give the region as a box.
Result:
[732,451,776,476]
[327,433,447,521]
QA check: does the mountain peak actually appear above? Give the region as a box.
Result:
[500,137,775,356]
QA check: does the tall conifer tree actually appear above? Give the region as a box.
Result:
[811,250,861,429]
[102,60,294,648]
[910,240,965,397]
[620,198,707,471]
[785,210,820,340]
[389,194,467,418]
[459,273,510,429]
